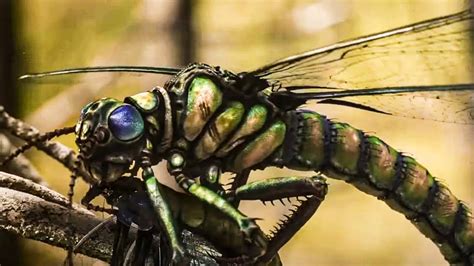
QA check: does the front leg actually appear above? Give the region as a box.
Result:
[110,221,130,266]
[142,167,187,265]
[81,184,116,214]
[227,169,250,208]
[141,151,186,265]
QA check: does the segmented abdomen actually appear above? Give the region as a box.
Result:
[273,110,473,265]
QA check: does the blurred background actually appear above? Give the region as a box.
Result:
[0,0,472,265]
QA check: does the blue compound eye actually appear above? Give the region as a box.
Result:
[108,105,145,141]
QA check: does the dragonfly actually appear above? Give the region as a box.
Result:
[10,6,474,266]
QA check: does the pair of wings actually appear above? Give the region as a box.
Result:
[22,9,474,124]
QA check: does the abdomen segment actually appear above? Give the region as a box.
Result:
[272,109,473,265]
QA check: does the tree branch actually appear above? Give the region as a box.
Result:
[0,171,113,261]
[0,106,95,184]
[0,171,225,264]
[0,133,47,186]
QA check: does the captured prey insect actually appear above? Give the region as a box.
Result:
[80,176,327,265]
[9,8,474,265]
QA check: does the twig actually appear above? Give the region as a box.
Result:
[0,106,95,184]
[0,171,71,208]
[0,171,222,264]
[0,133,47,186]
[0,172,112,261]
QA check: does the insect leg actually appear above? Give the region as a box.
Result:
[227,169,251,208]
[174,172,265,249]
[232,175,328,263]
[167,150,264,251]
[110,221,130,266]
[80,185,116,214]
[199,164,226,196]
[131,230,153,265]
[140,166,186,265]
[73,216,115,253]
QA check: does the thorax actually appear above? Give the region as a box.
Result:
[162,63,282,176]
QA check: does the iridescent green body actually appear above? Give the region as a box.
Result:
[11,10,473,265]
[98,64,330,264]
[133,63,470,264]
[273,109,473,264]
[71,63,472,265]
[194,101,245,160]
[232,120,286,172]
[216,104,267,157]
[183,76,223,141]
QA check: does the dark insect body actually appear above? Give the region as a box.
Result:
[6,8,474,266]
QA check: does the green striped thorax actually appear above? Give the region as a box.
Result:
[75,96,149,183]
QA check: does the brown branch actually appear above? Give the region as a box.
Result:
[0,171,70,208]
[0,133,47,186]
[0,171,112,261]
[0,106,95,184]
[0,171,223,264]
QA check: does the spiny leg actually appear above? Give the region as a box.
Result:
[227,169,251,208]
[80,184,116,214]
[123,240,137,266]
[230,175,328,263]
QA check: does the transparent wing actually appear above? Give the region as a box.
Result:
[306,84,474,124]
[251,9,474,124]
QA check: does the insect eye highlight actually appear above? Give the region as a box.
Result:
[108,105,145,141]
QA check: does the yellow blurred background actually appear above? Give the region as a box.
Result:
[3,0,472,265]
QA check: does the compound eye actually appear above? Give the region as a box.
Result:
[108,105,145,141]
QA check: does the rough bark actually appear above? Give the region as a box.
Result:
[0,172,113,261]
[0,106,94,184]
[0,171,222,264]
[0,133,46,186]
